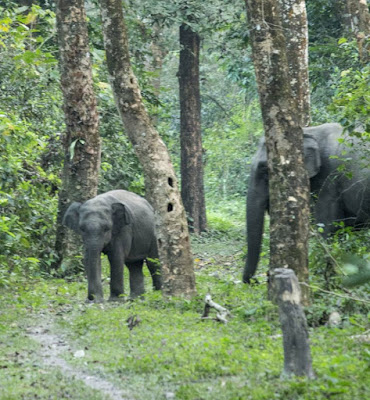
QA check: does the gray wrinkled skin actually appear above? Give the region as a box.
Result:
[63,190,161,302]
[244,123,370,283]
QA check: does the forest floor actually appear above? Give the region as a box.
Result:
[0,234,369,400]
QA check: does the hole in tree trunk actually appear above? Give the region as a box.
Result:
[167,203,173,212]
[168,177,173,187]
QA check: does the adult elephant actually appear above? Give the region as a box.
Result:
[243,123,370,283]
[63,190,161,302]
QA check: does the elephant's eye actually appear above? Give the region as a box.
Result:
[80,225,86,232]
[102,225,110,232]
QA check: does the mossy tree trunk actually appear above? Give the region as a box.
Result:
[100,0,196,298]
[245,0,311,304]
[179,24,207,234]
[280,0,310,125]
[54,0,101,271]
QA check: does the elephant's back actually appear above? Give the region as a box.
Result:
[303,123,342,136]
[102,189,156,228]
[106,190,154,213]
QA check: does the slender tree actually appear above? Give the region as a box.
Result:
[100,0,197,298]
[245,0,311,304]
[54,0,101,270]
[280,0,310,125]
[341,0,370,63]
[179,23,207,234]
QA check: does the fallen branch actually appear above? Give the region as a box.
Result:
[300,282,370,304]
[201,294,231,324]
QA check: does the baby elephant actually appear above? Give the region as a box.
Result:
[63,190,161,302]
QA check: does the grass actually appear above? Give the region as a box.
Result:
[0,283,110,400]
[0,205,369,399]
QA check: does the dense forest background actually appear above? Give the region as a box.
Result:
[0,1,369,399]
[1,0,368,279]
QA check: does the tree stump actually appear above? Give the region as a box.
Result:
[270,268,314,378]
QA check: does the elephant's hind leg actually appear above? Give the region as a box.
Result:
[147,258,161,290]
[126,260,145,299]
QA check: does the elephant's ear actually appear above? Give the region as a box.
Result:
[112,203,132,227]
[63,202,82,233]
[303,135,321,178]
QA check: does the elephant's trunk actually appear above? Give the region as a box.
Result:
[243,183,268,283]
[84,245,104,302]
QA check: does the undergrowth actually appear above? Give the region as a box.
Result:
[0,206,369,400]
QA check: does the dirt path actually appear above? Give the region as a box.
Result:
[27,319,132,400]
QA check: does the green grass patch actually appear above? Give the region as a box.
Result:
[0,234,369,400]
[0,287,109,400]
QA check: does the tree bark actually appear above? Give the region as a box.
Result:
[280,0,310,126]
[270,268,314,378]
[100,0,196,298]
[342,0,370,63]
[245,0,311,305]
[54,0,101,271]
[179,24,207,234]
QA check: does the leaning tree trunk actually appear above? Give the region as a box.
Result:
[245,0,311,305]
[342,0,370,63]
[280,0,310,126]
[54,0,101,271]
[179,24,207,234]
[100,0,196,298]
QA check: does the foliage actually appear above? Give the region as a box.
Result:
[328,60,370,155]
[307,0,364,126]
[341,253,370,288]
[307,227,370,326]
[306,0,343,45]
[94,79,144,194]
[0,5,62,285]
[203,100,262,199]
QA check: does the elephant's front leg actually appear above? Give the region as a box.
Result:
[314,189,344,237]
[107,249,125,301]
[126,260,145,299]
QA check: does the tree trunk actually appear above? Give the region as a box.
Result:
[100,0,196,298]
[342,0,370,63]
[179,24,207,234]
[280,0,310,126]
[245,0,311,305]
[53,0,101,271]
